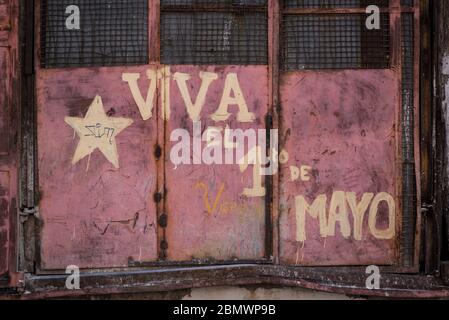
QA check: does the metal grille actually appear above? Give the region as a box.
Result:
[281,14,390,70]
[161,0,267,6]
[401,0,414,7]
[41,0,149,68]
[161,1,268,65]
[400,13,416,267]
[283,0,389,9]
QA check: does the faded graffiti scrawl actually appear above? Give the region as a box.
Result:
[65,95,133,169]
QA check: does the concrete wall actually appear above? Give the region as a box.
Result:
[182,286,354,300]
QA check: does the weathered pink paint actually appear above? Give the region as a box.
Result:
[0,172,9,275]
[0,0,428,298]
[0,47,10,155]
[0,0,10,31]
[36,66,159,269]
[164,65,268,262]
[279,70,400,266]
[0,48,9,156]
[32,2,417,272]
[0,48,9,273]
[0,0,19,286]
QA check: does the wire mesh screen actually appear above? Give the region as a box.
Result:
[161,0,267,6]
[41,0,149,68]
[283,0,389,9]
[401,0,414,7]
[400,13,416,267]
[281,14,390,70]
[161,2,268,65]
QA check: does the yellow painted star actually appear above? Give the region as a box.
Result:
[65,95,133,169]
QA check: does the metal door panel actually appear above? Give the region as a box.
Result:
[163,65,268,262]
[279,70,400,266]
[36,66,159,269]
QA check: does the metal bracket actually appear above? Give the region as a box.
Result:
[19,207,39,219]
[421,203,433,215]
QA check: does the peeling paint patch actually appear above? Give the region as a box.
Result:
[442,54,449,76]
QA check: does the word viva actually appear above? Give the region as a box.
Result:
[122,67,255,123]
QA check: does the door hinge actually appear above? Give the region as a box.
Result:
[421,203,433,215]
[19,207,39,219]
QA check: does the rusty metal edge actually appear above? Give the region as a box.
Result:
[0,265,448,299]
[5,0,22,288]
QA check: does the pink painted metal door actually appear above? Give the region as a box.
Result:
[36,67,160,270]
[35,64,270,268]
[0,0,18,283]
[162,65,269,262]
[278,2,420,266]
[35,1,159,270]
[33,0,420,271]
[279,70,400,266]
[35,0,271,270]
[156,1,272,264]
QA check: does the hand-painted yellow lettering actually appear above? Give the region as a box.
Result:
[158,66,171,121]
[346,192,374,240]
[301,166,312,182]
[327,191,351,238]
[174,71,218,122]
[290,166,300,182]
[294,194,328,242]
[368,192,396,240]
[122,69,158,121]
[240,146,266,197]
[211,73,255,123]
[195,182,225,215]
